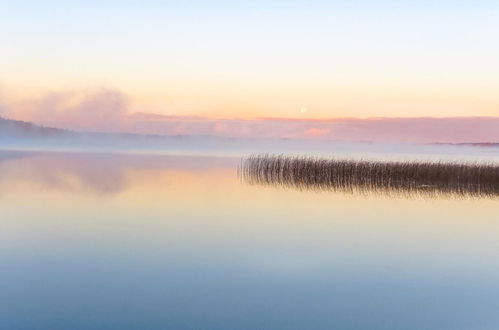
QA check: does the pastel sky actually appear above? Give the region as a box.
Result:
[1,1,499,141]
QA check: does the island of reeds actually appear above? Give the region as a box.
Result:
[239,154,499,198]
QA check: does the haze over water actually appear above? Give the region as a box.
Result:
[1,150,499,329]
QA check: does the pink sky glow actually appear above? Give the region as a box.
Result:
[1,89,498,143]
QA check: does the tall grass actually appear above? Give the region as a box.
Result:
[239,154,499,198]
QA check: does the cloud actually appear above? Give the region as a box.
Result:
[1,89,130,132]
[2,89,499,143]
[127,115,499,143]
[304,127,330,137]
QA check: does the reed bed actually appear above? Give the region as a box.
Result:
[239,154,499,198]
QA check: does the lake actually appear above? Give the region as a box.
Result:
[1,150,499,329]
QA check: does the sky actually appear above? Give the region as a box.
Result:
[1,1,499,141]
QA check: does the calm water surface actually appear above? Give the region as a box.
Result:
[1,150,499,329]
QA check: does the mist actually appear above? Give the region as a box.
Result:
[2,89,499,144]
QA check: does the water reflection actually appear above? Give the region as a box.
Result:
[1,150,499,330]
[0,151,235,195]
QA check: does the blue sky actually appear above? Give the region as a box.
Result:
[1,0,499,119]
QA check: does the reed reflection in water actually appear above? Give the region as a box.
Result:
[240,154,499,198]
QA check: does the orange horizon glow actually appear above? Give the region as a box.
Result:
[2,2,499,141]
